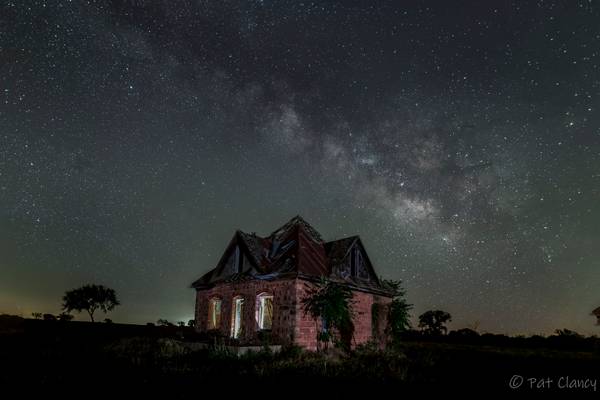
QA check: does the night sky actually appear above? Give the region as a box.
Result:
[1,1,599,335]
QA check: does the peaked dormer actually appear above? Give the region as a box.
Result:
[326,236,379,284]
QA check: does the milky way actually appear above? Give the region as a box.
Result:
[1,1,599,334]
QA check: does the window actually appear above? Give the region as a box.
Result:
[350,247,362,277]
[256,293,273,330]
[231,296,244,339]
[321,316,328,333]
[207,298,222,330]
[233,246,243,273]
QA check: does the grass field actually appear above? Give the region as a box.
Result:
[1,315,598,396]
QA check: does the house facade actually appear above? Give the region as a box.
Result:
[191,216,394,350]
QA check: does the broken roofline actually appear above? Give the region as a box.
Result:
[190,215,394,295]
[192,272,395,298]
[296,273,396,297]
[267,214,324,242]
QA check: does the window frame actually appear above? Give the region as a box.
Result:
[255,292,274,331]
[207,297,222,330]
[230,295,245,339]
[350,246,362,278]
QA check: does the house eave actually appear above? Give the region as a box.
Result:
[192,271,299,290]
[296,273,395,297]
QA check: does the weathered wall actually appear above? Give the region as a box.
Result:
[293,279,320,350]
[352,290,374,345]
[196,278,392,349]
[369,295,393,347]
[195,278,297,345]
[293,280,393,350]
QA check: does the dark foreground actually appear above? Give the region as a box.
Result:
[0,317,598,397]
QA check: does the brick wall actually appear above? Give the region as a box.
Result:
[293,280,393,350]
[293,279,320,350]
[352,290,373,345]
[195,278,392,349]
[195,278,297,345]
[371,295,392,347]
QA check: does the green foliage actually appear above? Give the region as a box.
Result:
[4,322,600,391]
[58,312,74,321]
[187,319,195,327]
[278,343,304,358]
[106,337,193,368]
[418,310,452,336]
[62,284,120,322]
[388,299,412,338]
[301,278,355,351]
[383,280,413,343]
[257,329,272,346]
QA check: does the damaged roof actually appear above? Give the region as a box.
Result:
[191,215,394,296]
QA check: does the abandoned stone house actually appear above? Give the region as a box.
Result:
[191,216,394,350]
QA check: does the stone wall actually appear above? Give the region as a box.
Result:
[195,278,392,349]
[195,278,297,345]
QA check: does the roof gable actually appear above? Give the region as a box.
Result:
[191,231,262,288]
[191,216,390,295]
[326,236,380,285]
[268,215,323,243]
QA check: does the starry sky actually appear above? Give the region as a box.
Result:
[1,0,599,334]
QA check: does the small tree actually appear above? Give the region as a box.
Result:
[302,278,354,351]
[187,319,195,328]
[418,310,452,336]
[62,284,120,322]
[57,312,74,321]
[592,307,600,326]
[383,280,413,344]
[31,312,42,320]
[554,328,582,338]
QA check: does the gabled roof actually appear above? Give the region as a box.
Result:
[269,215,323,243]
[191,215,393,296]
[324,235,383,290]
[237,231,265,269]
[325,236,359,265]
[190,230,265,288]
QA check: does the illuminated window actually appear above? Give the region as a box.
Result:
[231,296,244,339]
[256,293,273,330]
[207,298,222,330]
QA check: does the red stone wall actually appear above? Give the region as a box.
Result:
[293,279,320,350]
[352,290,374,345]
[195,278,297,344]
[293,280,393,350]
[195,278,392,349]
[371,295,392,347]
